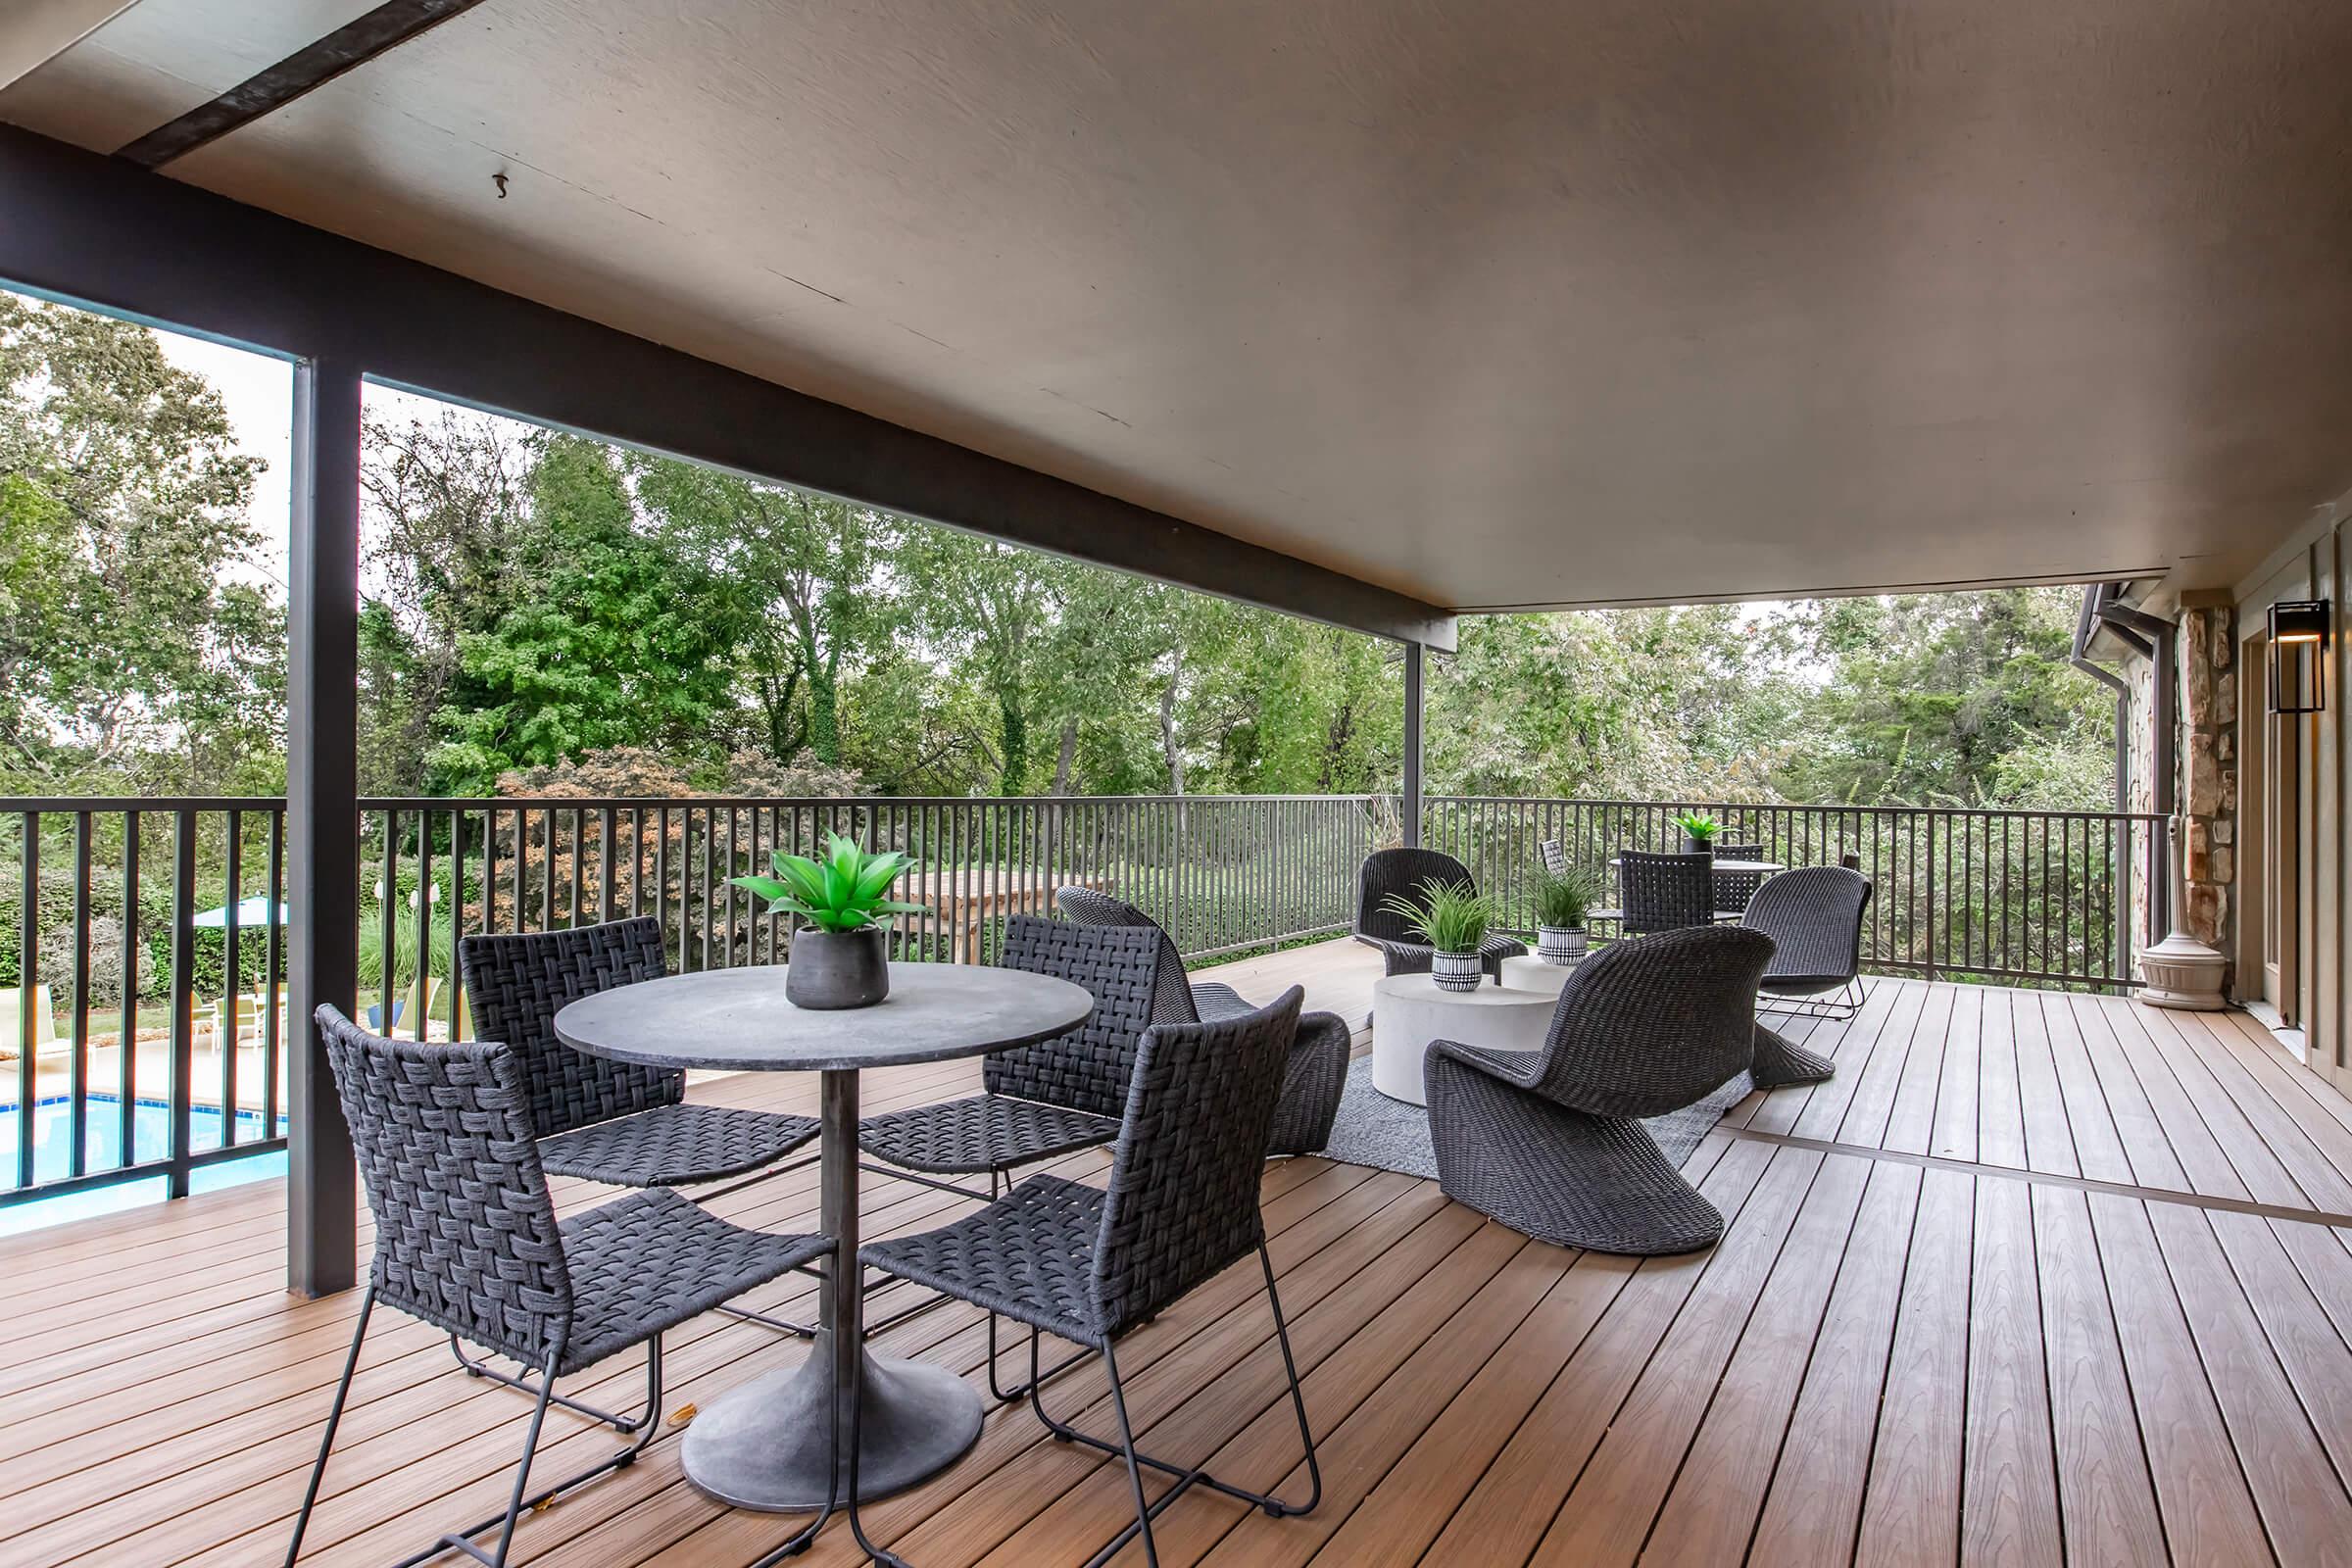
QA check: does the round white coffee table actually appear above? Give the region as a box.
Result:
[1371,972,1555,1105]
[1498,954,1580,997]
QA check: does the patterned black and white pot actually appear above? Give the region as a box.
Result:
[1430,950,1484,992]
[1537,925,1588,965]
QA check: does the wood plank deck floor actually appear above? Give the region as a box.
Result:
[5,940,2352,1567]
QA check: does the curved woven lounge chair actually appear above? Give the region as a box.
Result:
[1425,925,1774,1255]
[1353,847,1526,981]
[1054,886,1350,1154]
[457,917,824,1424]
[289,1008,832,1568]
[860,990,1319,1568]
[1741,864,1874,1080]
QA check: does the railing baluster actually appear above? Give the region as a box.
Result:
[70,811,91,1178]
[223,809,242,1145]
[168,808,196,1198]
[15,808,36,1192]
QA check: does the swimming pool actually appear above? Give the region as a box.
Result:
[0,1096,287,1235]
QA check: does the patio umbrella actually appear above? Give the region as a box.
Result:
[191,895,290,928]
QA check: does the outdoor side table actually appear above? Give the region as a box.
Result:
[1497,953,1580,998]
[555,961,1094,1511]
[1369,972,1553,1106]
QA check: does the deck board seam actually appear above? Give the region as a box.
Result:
[1718,1128,2352,1230]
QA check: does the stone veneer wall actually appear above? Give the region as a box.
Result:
[2179,603,2237,950]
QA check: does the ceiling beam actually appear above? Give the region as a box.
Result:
[114,0,489,170]
[0,0,140,92]
[0,124,1453,648]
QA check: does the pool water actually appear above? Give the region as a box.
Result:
[0,1096,288,1236]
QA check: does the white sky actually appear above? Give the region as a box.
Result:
[138,311,458,600]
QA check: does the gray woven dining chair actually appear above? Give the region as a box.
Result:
[287,1007,832,1568]
[856,914,1158,1399]
[454,917,823,1427]
[1614,850,1719,933]
[1425,925,1774,1254]
[857,988,1318,1568]
[1741,863,1873,1082]
[1054,886,1350,1154]
[1711,841,1769,917]
[1353,847,1527,980]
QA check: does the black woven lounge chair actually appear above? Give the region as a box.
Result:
[858,989,1319,1568]
[1352,847,1527,981]
[1711,842,1769,917]
[1054,886,1350,1154]
[1741,863,1874,1079]
[1425,925,1774,1255]
[455,917,823,1426]
[288,1008,833,1568]
[856,914,1160,1397]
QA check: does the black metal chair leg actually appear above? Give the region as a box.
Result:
[389,1339,668,1568]
[449,1333,649,1433]
[390,1349,560,1568]
[1021,1255,1321,1563]
[284,1286,374,1567]
[716,1301,819,1338]
[985,1311,1089,1404]
[844,1332,917,1568]
[1257,1245,1321,1517]
[1099,1337,1161,1568]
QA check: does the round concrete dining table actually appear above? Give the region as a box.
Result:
[554,961,1095,1511]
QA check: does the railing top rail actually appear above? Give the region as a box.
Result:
[356,794,1382,809]
[0,796,288,812]
[1425,794,2167,823]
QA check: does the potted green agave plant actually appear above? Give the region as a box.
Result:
[732,833,928,1010]
[1383,878,1496,993]
[1673,810,1722,857]
[1531,862,1598,965]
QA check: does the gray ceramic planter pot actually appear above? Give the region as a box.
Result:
[786,927,891,1009]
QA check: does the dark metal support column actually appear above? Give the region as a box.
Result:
[287,358,363,1298]
[1402,642,1425,848]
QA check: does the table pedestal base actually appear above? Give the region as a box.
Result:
[680,1337,983,1510]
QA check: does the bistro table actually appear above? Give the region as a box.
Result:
[555,961,1095,1511]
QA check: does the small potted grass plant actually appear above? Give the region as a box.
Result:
[1383,878,1495,993]
[1531,862,1598,965]
[1673,810,1722,857]
[732,832,928,1009]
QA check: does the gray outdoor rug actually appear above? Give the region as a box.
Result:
[1318,1056,1752,1181]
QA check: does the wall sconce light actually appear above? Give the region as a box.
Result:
[2268,599,2330,713]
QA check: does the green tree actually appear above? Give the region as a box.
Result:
[426,436,750,791]
[895,532,1068,794]
[632,458,896,766]
[0,294,281,793]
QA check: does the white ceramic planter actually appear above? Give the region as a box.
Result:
[1537,925,1588,965]
[1430,950,1485,992]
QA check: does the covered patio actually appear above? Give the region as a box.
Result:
[7,938,2352,1567]
[10,3,2352,1566]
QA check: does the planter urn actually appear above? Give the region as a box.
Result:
[1537,925,1588,965]
[786,926,891,1009]
[1430,950,1485,993]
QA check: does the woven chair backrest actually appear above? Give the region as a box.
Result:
[1742,865,1874,982]
[1539,840,1569,877]
[1617,850,1717,933]
[1356,848,1479,946]
[1092,987,1302,1335]
[1710,844,1768,913]
[317,1004,572,1366]
[459,917,683,1139]
[1534,925,1774,1117]
[985,916,1163,1116]
[1054,887,1200,1026]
